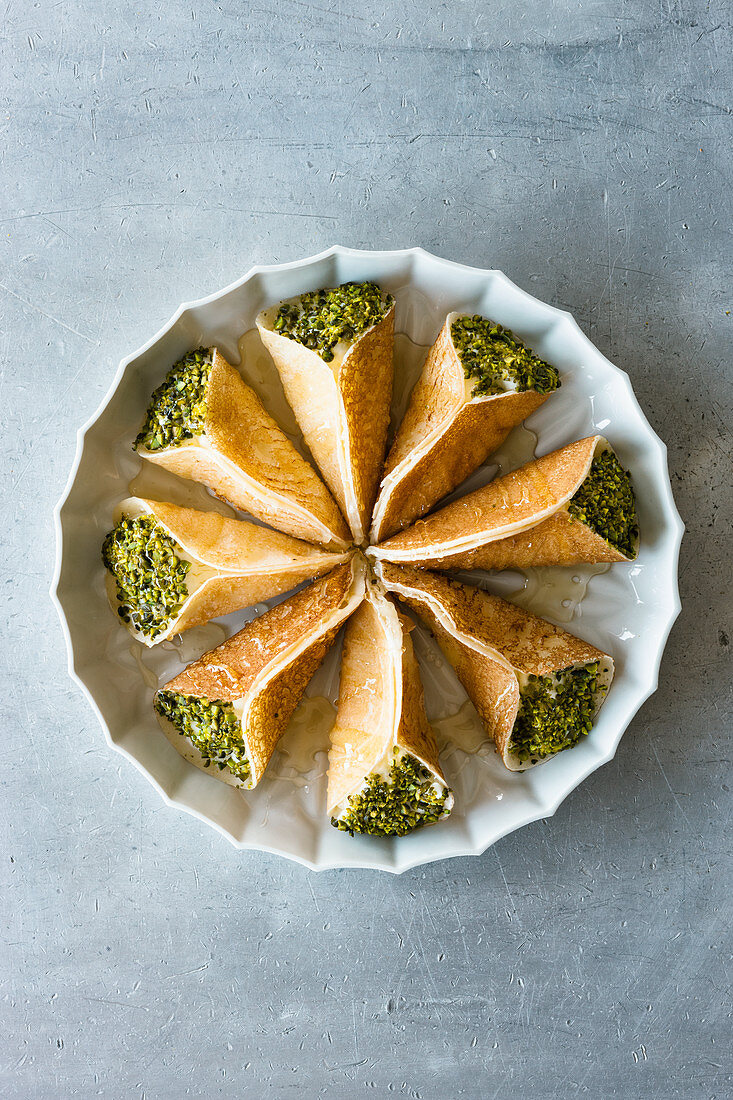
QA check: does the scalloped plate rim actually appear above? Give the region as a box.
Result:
[51,245,684,874]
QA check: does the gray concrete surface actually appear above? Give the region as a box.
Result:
[2,1,731,1097]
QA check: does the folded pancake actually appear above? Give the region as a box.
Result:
[370,313,560,542]
[102,497,350,646]
[134,347,350,550]
[256,282,395,544]
[154,557,366,789]
[372,436,638,570]
[328,577,452,836]
[378,563,614,771]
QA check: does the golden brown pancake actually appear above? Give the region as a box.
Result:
[327,576,452,830]
[371,313,554,541]
[372,436,637,569]
[378,562,613,771]
[106,497,352,646]
[137,347,350,550]
[257,295,395,543]
[157,557,366,788]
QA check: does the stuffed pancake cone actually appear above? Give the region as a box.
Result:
[257,283,395,544]
[155,557,366,789]
[102,497,351,646]
[135,347,350,551]
[328,577,452,836]
[372,436,639,570]
[371,312,559,542]
[378,563,614,771]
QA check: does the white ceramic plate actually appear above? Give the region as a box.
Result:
[52,246,683,873]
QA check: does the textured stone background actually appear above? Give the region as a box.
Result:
[2,1,731,1097]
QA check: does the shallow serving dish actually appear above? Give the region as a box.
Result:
[52,246,683,873]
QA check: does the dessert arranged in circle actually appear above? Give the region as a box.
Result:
[103,281,638,839]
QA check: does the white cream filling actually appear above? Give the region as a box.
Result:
[332,745,451,823]
[449,310,537,398]
[155,696,254,790]
[107,500,221,643]
[258,294,389,375]
[510,657,614,758]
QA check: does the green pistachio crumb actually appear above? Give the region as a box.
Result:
[134,348,212,452]
[102,514,190,640]
[155,691,251,784]
[273,281,393,363]
[568,450,638,558]
[511,662,605,764]
[450,315,560,397]
[331,752,450,837]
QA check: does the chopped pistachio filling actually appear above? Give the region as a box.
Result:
[102,514,191,640]
[155,691,251,785]
[134,348,212,451]
[273,281,393,363]
[568,450,638,558]
[332,750,450,837]
[510,663,605,764]
[451,315,560,397]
